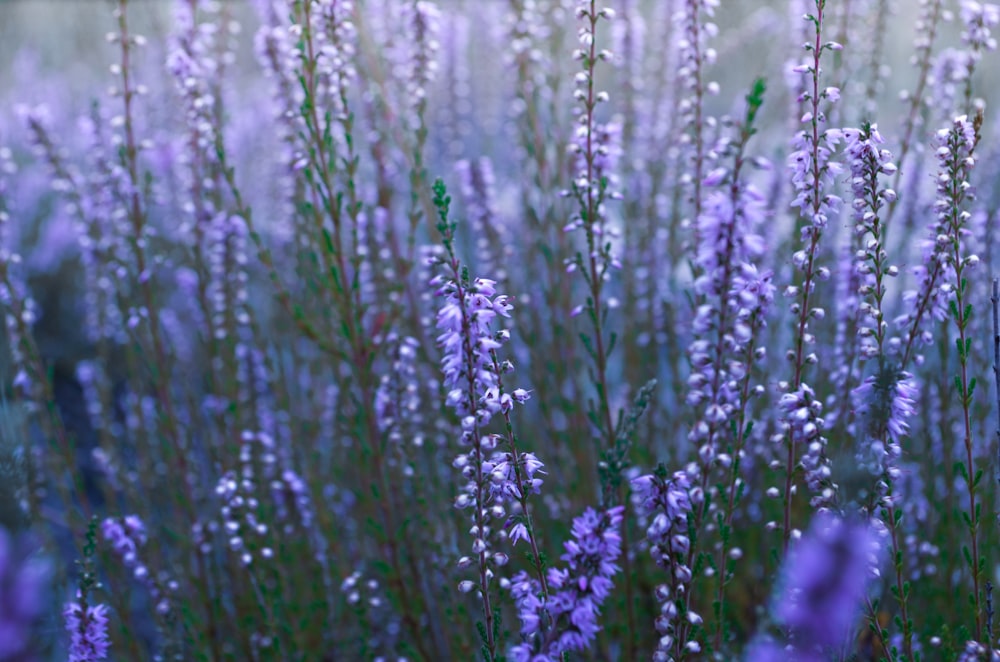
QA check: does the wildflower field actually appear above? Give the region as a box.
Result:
[5,0,1000,659]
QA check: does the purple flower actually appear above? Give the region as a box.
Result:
[772,513,882,653]
[65,601,111,662]
[632,469,694,657]
[960,1,1000,53]
[101,516,146,565]
[509,506,625,658]
[0,528,49,660]
[490,451,545,503]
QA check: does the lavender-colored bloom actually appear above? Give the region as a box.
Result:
[509,506,625,659]
[65,601,111,662]
[852,370,918,448]
[632,469,693,659]
[489,451,545,504]
[960,1,1000,53]
[101,515,146,565]
[0,529,49,660]
[772,512,882,653]
[896,115,978,365]
[435,275,513,429]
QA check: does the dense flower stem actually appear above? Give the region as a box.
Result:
[682,0,708,252]
[433,183,497,660]
[782,0,839,552]
[942,114,985,643]
[846,123,914,660]
[569,4,631,650]
[712,310,762,652]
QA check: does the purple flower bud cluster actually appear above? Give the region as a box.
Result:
[960,1,1000,54]
[102,515,146,565]
[402,1,441,117]
[787,104,842,229]
[565,0,622,239]
[843,125,897,357]
[65,600,111,662]
[674,0,720,246]
[434,275,513,431]
[778,383,832,507]
[375,335,422,446]
[102,515,174,617]
[632,470,695,659]
[508,505,625,660]
[687,137,771,463]
[897,115,979,366]
[780,3,844,518]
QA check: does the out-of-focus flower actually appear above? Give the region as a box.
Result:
[772,512,882,653]
[0,528,50,660]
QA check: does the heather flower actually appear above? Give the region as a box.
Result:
[435,275,513,429]
[632,468,694,659]
[508,506,625,659]
[960,1,1000,53]
[771,512,882,653]
[896,114,978,367]
[65,601,111,662]
[674,0,720,251]
[0,528,49,660]
[779,0,844,527]
[489,451,545,503]
[852,369,918,450]
[101,515,146,565]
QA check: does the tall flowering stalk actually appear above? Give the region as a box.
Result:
[565,0,621,460]
[66,520,111,662]
[563,3,639,645]
[432,179,518,660]
[885,0,945,231]
[844,123,918,659]
[675,0,719,256]
[779,0,843,549]
[680,78,772,654]
[936,113,987,642]
[957,1,1000,113]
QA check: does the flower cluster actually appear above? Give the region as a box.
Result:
[769,512,882,655]
[632,469,695,660]
[0,528,49,660]
[780,0,844,520]
[960,1,1000,55]
[435,275,514,429]
[508,506,625,659]
[65,601,111,662]
[851,369,919,472]
[897,115,979,367]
